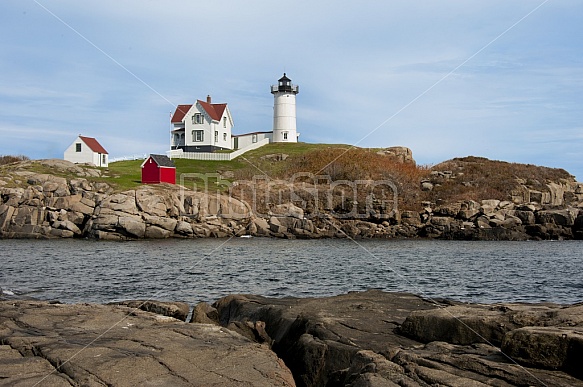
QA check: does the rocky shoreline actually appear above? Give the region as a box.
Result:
[1,159,582,241]
[1,290,582,386]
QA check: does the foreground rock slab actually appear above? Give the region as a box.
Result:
[212,290,583,387]
[0,300,295,386]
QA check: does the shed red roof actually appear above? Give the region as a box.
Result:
[170,104,193,123]
[79,136,108,154]
[197,100,227,121]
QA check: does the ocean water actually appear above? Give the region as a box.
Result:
[0,238,581,305]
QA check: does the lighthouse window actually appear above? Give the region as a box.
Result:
[283,132,288,140]
[192,113,204,124]
[192,130,204,142]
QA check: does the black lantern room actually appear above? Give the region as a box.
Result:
[277,73,292,92]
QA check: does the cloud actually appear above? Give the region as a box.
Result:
[0,0,581,180]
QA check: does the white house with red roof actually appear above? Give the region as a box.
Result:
[64,135,109,167]
[170,95,234,153]
[169,74,300,158]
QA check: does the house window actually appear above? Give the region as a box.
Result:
[223,133,227,141]
[102,155,106,165]
[223,117,227,128]
[214,131,219,142]
[192,130,204,142]
[283,132,288,140]
[192,113,204,124]
[252,134,257,143]
[76,143,82,152]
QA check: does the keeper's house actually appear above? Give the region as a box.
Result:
[170,95,233,153]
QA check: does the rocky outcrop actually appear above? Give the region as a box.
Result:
[210,290,583,386]
[1,159,583,240]
[377,146,415,164]
[0,160,254,240]
[415,199,583,240]
[109,300,190,321]
[400,301,583,380]
[0,300,295,386]
[2,291,583,386]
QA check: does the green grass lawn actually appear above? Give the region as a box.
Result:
[106,143,353,191]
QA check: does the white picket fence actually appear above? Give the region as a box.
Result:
[167,138,269,161]
[109,154,147,163]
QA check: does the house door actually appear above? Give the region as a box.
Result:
[234,137,238,150]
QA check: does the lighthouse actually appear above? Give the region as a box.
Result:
[271,73,299,143]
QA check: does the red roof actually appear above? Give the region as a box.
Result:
[171,101,227,123]
[170,104,193,123]
[197,100,227,122]
[79,136,108,154]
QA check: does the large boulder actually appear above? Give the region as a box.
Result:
[214,291,438,386]
[136,187,173,217]
[502,327,583,378]
[536,208,579,226]
[400,302,583,346]
[118,214,146,238]
[272,202,305,219]
[0,300,295,386]
[376,146,415,164]
[99,191,139,215]
[214,291,583,386]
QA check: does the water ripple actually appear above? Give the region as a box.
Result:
[0,239,582,305]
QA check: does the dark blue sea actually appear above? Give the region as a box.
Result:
[1,238,582,305]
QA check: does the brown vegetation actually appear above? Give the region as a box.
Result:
[232,147,430,214]
[426,156,574,204]
[0,155,29,165]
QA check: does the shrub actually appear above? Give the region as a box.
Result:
[0,155,29,165]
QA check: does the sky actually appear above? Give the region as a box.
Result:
[1,1,582,180]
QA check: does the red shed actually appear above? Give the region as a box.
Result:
[141,154,176,184]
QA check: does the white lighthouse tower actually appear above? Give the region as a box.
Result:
[271,73,299,143]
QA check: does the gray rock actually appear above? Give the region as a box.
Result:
[0,300,295,386]
[0,205,16,231]
[515,210,536,225]
[213,291,583,386]
[502,326,583,378]
[376,146,415,164]
[400,210,421,226]
[143,213,178,231]
[175,220,194,235]
[272,202,305,219]
[430,216,452,227]
[420,181,433,191]
[214,291,436,386]
[251,217,271,235]
[136,187,171,217]
[118,215,146,238]
[190,301,219,324]
[269,217,288,233]
[110,300,190,321]
[99,192,139,215]
[145,225,172,238]
[54,219,82,235]
[536,208,578,226]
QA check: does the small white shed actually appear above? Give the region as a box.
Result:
[63,135,109,167]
